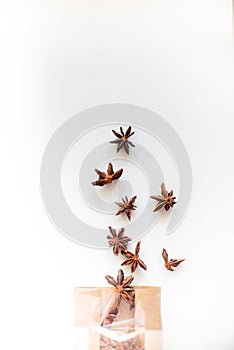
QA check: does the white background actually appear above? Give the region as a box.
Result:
[1,1,234,349]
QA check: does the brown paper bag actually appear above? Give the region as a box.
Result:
[74,286,162,350]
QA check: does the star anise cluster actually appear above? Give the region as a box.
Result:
[107,227,132,256]
[100,334,143,350]
[106,228,147,273]
[115,195,137,221]
[150,183,176,212]
[110,126,135,154]
[162,248,185,271]
[92,163,123,187]
[87,125,186,340]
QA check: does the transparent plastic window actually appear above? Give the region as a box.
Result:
[74,286,162,350]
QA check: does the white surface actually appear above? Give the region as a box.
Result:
[1,1,234,350]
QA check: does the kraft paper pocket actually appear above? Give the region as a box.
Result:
[74,286,162,350]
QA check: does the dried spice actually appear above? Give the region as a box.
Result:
[110,126,135,154]
[121,241,147,273]
[92,163,123,187]
[100,335,144,350]
[107,226,132,256]
[150,183,176,212]
[105,269,135,307]
[101,293,121,327]
[162,248,185,271]
[115,195,137,221]
[101,269,135,326]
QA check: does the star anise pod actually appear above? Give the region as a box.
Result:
[150,183,176,212]
[99,335,112,349]
[101,269,135,326]
[121,241,147,273]
[110,126,135,154]
[100,336,142,350]
[125,343,144,350]
[99,336,120,349]
[162,248,185,271]
[107,226,132,256]
[105,269,135,306]
[91,162,123,187]
[115,195,137,221]
[101,292,121,327]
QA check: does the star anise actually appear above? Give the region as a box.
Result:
[100,335,143,350]
[91,162,123,187]
[107,226,132,256]
[121,241,147,273]
[110,126,135,154]
[150,183,176,212]
[162,248,185,271]
[105,269,135,306]
[115,195,137,221]
[101,292,121,327]
[101,269,135,326]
